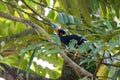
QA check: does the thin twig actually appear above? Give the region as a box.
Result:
[31,0,62,13]
[20,0,51,25]
[104,51,120,59]
[96,75,113,79]
[93,50,105,80]
[96,61,120,68]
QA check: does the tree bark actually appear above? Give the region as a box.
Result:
[0,63,52,80]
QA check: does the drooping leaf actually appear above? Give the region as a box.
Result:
[20,42,48,55]
[26,47,37,79]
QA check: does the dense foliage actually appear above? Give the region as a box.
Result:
[0,0,120,80]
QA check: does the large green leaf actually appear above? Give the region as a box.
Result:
[58,12,80,24]
[20,41,48,55]
[26,47,37,79]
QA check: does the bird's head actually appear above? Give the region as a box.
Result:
[55,28,66,36]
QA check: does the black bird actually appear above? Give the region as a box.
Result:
[55,28,86,47]
[55,28,96,74]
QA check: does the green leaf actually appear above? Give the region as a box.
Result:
[7,5,15,15]
[58,12,65,24]
[57,0,70,13]
[32,62,42,75]
[36,46,52,56]
[47,10,55,19]
[99,0,107,16]
[68,39,77,51]
[0,55,3,60]
[113,28,120,37]
[104,18,113,31]
[90,0,99,11]
[68,0,81,19]
[108,67,120,80]
[45,48,64,55]
[68,15,75,24]
[78,41,95,52]
[93,43,106,53]
[20,42,47,55]
[73,17,80,24]
[58,12,80,24]
[0,66,5,71]
[46,53,63,66]
[79,58,92,65]
[0,2,6,12]
[26,47,37,79]
[46,68,60,79]
[109,0,119,18]
[51,35,61,45]
[80,77,88,80]
[77,0,91,26]
[109,40,118,51]
[112,68,120,79]
[62,13,69,24]
[0,54,19,67]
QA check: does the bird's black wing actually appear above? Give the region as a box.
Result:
[68,35,86,45]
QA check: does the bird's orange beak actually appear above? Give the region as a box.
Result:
[55,28,59,33]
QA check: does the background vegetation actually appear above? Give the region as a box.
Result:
[0,0,120,80]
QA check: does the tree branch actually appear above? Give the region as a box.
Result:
[0,11,53,42]
[0,28,36,43]
[31,0,61,13]
[0,63,51,80]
